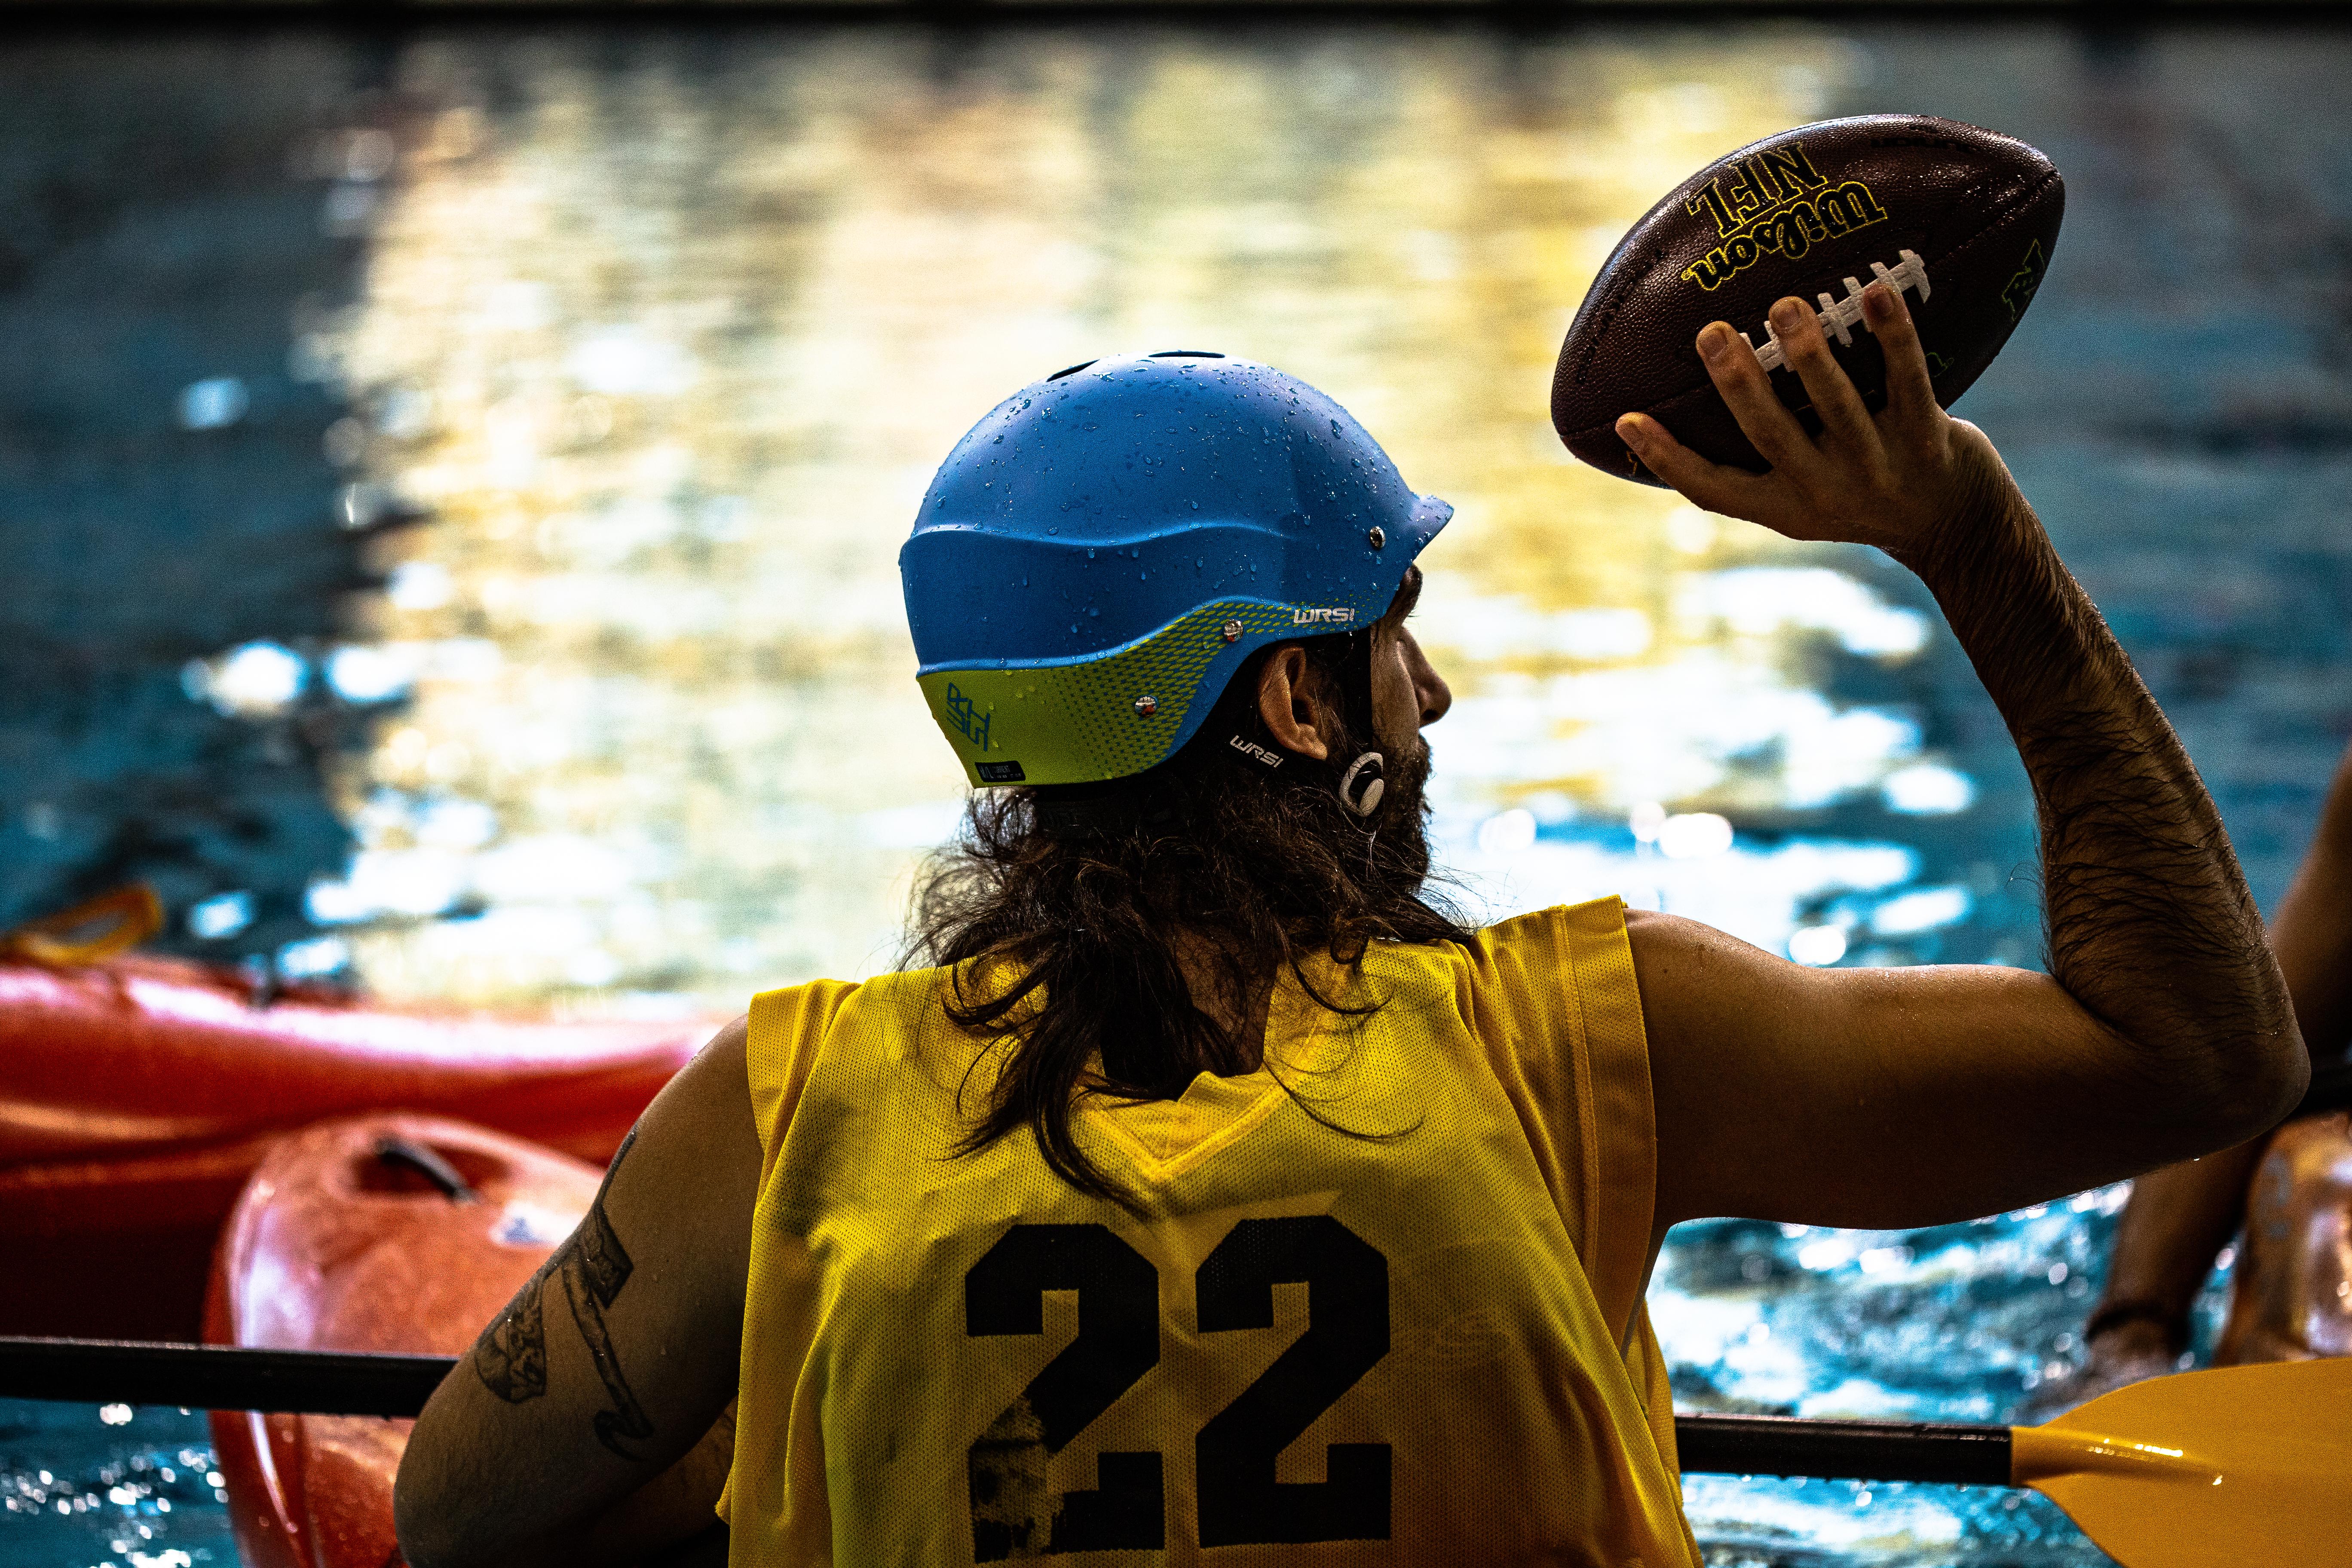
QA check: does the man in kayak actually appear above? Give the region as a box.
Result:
[2022,740,2352,1420]
[394,284,2306,1568]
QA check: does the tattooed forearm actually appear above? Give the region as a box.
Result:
[561,1198,655,1459]
[472,1128,655,1458]
[474,1255,553,1402]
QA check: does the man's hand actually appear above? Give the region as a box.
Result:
[1616,283,2008,575]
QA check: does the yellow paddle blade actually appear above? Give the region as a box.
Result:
[2010,1358,2352,1568]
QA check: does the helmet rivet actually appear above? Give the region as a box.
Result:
[1221,620,1243,643]
[1133,695,1158,718]
[1366,526,1387,549]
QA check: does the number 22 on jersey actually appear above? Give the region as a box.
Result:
[965,1216,1390,1560]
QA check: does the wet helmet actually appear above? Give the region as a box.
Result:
[900,351,1451,790]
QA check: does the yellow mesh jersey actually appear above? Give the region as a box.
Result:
[720,896,1700,1568]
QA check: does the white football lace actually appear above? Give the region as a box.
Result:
[1741,249,1931,373]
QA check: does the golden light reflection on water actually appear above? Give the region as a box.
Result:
[309,31,1961,1007]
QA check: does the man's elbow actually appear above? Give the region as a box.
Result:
[2153,1015,2311,1153]
[2226,1023,2312,1139]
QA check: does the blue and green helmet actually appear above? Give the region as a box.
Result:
[900,352,1452,788]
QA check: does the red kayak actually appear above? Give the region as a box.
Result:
[205,1115,600,1568]
[1,946,709,1339]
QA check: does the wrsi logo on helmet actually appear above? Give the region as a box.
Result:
[901,352,1451,789]
[1228,735,1284,769]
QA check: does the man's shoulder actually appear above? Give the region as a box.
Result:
[750,972,868,1013]
[1467,895,1632,966]
[745,974,870,1060]
[751,962,1036,1066]
[1354,896,1629,1004]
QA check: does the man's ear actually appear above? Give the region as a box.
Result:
[1256,644,1333,762]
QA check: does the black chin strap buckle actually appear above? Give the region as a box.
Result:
[1337,751,1385,817]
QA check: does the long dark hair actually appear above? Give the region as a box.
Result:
[905,640,1468,1204]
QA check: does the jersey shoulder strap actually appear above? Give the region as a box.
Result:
[1443,895,1655,1348]
[745,976,863,1179]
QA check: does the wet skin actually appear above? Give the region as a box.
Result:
[2218,1109,2352,1364]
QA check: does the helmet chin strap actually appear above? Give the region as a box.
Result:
[1198,627,1387,821]
[1328,624,1386,821]
[1336,750,1386,817]
[1033,626,1398,839]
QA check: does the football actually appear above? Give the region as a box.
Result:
[1550,114,2064,485]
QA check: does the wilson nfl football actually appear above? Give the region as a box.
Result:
[1551,114,2064,484]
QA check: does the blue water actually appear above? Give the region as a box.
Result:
[5,15,2350,1567]
[0,1403,230,1568]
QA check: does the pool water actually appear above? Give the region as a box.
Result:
[0,1401,229,1568]
[4,15,2349,1566]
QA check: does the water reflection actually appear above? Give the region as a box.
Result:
[0,35,379,970]
[7,17,2352,1568]
[306,31,1949,1004]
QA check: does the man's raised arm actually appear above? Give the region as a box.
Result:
[1616,282,2306,1232]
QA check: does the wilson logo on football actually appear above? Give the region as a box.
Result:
[1740,251,1931,374]
[1679,141,1891,293]
[2002,239,2048,323]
